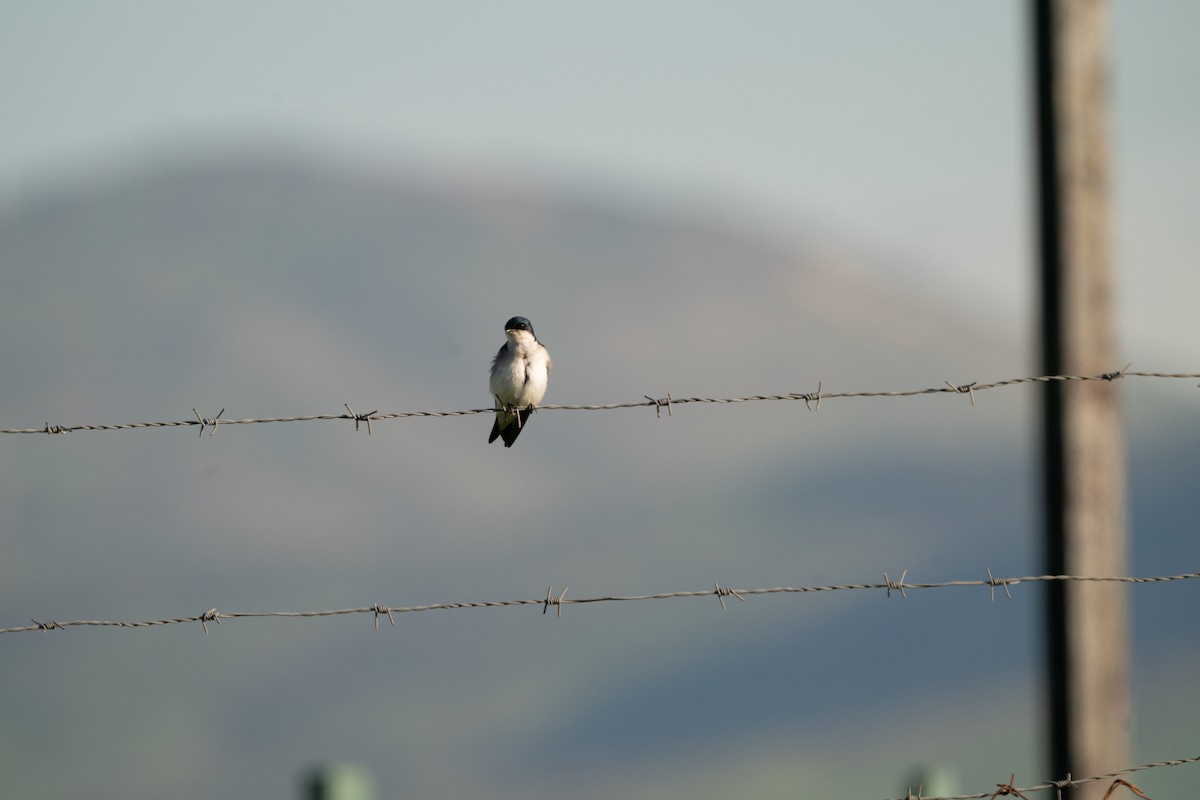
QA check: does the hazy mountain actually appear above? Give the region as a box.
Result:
[1,151,1196,800]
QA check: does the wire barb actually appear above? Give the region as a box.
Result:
[1050,774,1076,800]
[990,773,1031,800]
[30,618,64,632]
[543,585,568,618]
[200,608,220,635]
[1102,778,1152,800]
[644,394,673,417]
[883,569,908,599]
[193,407,226,438]
[945,380,978,406]
[344,404,378,435]
[801,380,824,411]
[712,581,745,610]
[986,566,1013,602]
[42,421,69,435]
[1102,363,1133,382]
[373,603,395,630]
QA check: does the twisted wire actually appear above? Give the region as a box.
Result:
[6,570,1197,635]
[888,755,1200,800]
[4,369,1196,436]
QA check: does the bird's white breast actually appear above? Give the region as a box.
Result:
[490,340,550,408]
[516,351,549,406]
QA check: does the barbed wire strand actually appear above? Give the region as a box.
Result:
[4,369,1197,436]
[7,575,1198,800]
[5,570,1196,636]
[888,755,1199,800]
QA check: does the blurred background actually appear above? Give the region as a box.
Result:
[2,2,1198,798]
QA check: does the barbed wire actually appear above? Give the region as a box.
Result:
[4,569,1196,636]
[3,368,1197,436]
[888,755,1200,800]
[6,572,1196,800]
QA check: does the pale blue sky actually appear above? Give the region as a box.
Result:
[3,1,1197,363]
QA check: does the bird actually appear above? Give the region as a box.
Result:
[488,316,551,447]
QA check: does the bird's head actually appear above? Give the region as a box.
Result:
[504,316,538,344]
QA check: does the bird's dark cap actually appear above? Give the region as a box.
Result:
[504,316,534,333]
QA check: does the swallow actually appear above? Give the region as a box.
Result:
[488,316,551,447]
